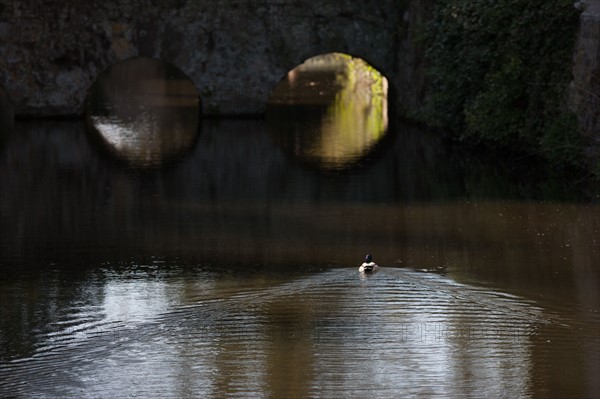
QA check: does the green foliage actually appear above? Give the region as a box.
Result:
[422,0,582,166]
[539,111,582,164]
[593,160,600,181]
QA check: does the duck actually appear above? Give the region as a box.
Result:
[359,254,379,273]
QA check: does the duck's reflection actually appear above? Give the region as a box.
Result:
[86,57,199,167]
[267,53,388,170]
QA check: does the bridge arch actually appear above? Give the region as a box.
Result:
[266,52,390,170]
[85,56,200,167]
[273,51,394,101]
[85,56,202,111]
[0,1,405,117]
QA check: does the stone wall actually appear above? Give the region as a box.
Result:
[0,0,595,166]
[571,0,600,161]
[0,0,410,117]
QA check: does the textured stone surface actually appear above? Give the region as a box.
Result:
[0,0,413,117]
[571,0,600,160]
[0,0,596,161]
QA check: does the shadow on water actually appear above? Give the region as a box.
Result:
[0,118,597,267]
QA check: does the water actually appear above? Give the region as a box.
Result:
[0,263,597,397]
[0,58,599,397]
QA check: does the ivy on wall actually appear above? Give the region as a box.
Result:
[421,0,583,167]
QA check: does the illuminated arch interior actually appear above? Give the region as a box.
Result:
[267,53,389,170]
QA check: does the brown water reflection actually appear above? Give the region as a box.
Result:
[0,119,598,397]
[0,266,597,398]
[86,57,199,167]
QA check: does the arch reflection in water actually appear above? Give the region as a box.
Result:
[267,53,388,170]
[86,57,200,167]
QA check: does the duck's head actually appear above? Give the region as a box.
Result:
[365,254,372,263]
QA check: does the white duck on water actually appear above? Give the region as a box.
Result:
[359,254,379,273]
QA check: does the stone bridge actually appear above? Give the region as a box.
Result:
[0,0,431,117]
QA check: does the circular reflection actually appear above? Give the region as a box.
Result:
[86,57,199,167]
[267,53,388,170]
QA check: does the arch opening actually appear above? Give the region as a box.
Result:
[266,53,389,170]
[85,57,200,167]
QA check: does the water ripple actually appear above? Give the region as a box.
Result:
[0,268,596,398]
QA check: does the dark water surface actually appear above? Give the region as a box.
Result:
[1,57,599,398]
[0,117,598,398]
